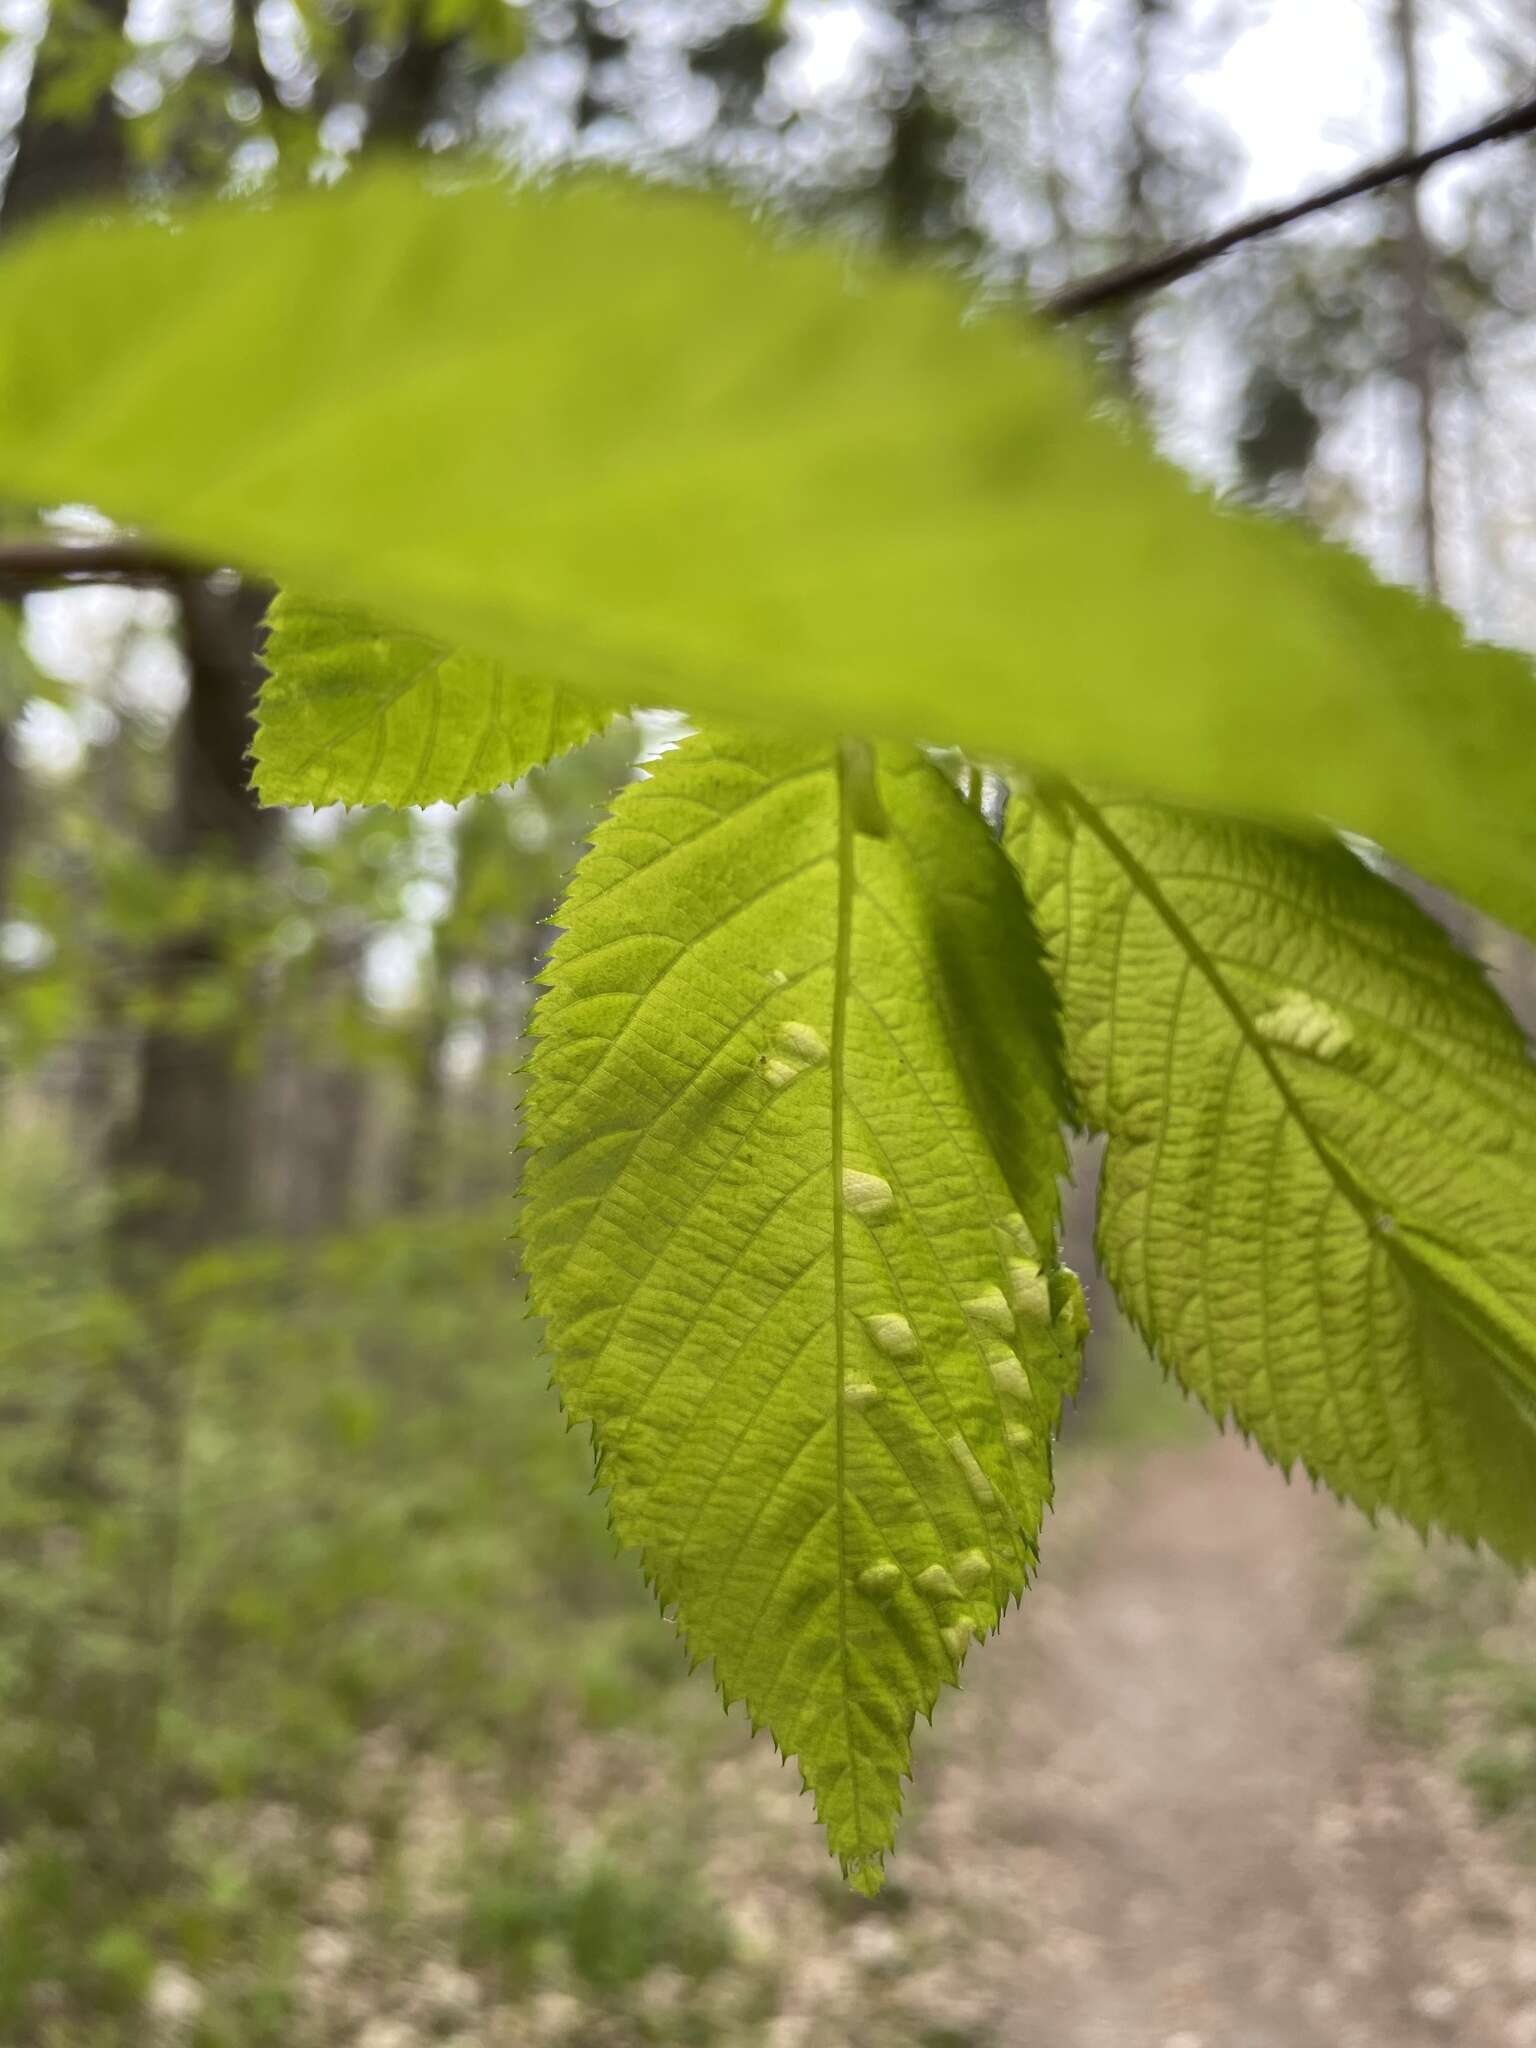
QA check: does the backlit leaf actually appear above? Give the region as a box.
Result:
[524,731,1080,1887]
[1009,786,1536,1563]
[255,594,617,807]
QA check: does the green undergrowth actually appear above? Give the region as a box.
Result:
[0,1138,744,2044]
[1343,1524,1536,1850]
[0,1130,1210,2043]
[1058,1299,1210,1458]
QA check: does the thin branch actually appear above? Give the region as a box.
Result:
[0,538,211,591]
[1047,89,1536,320]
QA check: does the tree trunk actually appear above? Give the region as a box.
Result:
[1108,0,1163,388]
[2,0,128,233]
[400,990,450,1210]
[276,938,370,1234]
[97,578,276,1891]
[0,716,19,931]
[0,0,129,979]
[1392,0,1441,598]
[108,579,277,1259]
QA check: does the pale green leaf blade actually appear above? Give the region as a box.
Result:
[254,594,617,807]
[524,731,1080,1888]
[1009,788,1536,1563]
[2,173,1536,934]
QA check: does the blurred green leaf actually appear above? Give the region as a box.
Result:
[1,173,1536,931]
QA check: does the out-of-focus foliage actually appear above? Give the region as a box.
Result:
[1346,1524,1536,1848]
[7,172,1536,943]
[1,584,634,1094]
[0,1144,740,2038]
[8,0,526,190]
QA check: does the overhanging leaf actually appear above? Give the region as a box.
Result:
[523,731,1082,1888]
[1009,785,1536,1563]
[255,594,617,807]
[0,172,1535,934]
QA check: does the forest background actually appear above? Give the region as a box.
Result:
[5,0,1536,2041]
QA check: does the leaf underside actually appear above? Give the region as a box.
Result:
[523,732,1082,1887]
[3,171,1536,936]
[1010,788,1536,1564]
[255,595,617,807]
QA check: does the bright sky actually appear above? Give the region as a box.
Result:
[790,0,1525,227]
[1191,0,1524,224]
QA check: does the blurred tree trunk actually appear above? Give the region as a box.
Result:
[3,0,128,232]
[1104,0,1164,387]
[400,1020,447,1209]
[1382,0,1501,990]
[283,936,370,1234]
[311,1055,368,1223]
[365,0,475,147]
[0,698,22,1140]
[1036,0,1077,280]
[0,0,130,980]
[98,578,276,1890]
[470,955,530,1198]
[0,717,18,930]
[400,938,454,1210]
[882,4,965,253]
[109,579,277,1257]
[1391,0,1441,597]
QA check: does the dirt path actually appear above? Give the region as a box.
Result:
[703,1436,1536,2048]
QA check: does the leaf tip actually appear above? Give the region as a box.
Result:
[842,1852,886,1899]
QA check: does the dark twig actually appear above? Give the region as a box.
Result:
[1047,90,1536,320]
[0,538,212,591]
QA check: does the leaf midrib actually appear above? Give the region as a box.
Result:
[1060,784,1381,1233]
[1060,792,1415,1493]
[830,738,862,1854]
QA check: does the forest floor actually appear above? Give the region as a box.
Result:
[337,1398,1536,2048]
[678,1430,1536,2048]
[18,1191,1533,2046]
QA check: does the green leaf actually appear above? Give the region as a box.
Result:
[1009,786,1536,1563]
[523,730,1081,1888]
[2,173,1536,935]
[254,594,617,807]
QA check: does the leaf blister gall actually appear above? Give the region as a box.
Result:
[948,1436,996,1508]
[953,1549,991,1591]
[1007,1257,1051,1323]
[864,1312,920,1361]
[857,1562,903,1601]
[989,1355,1034,1404]
[915,1564,963,1603]
[1254,990,1356,1063]
[962,1286,1014,1339]
[841,1169,896,1222]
